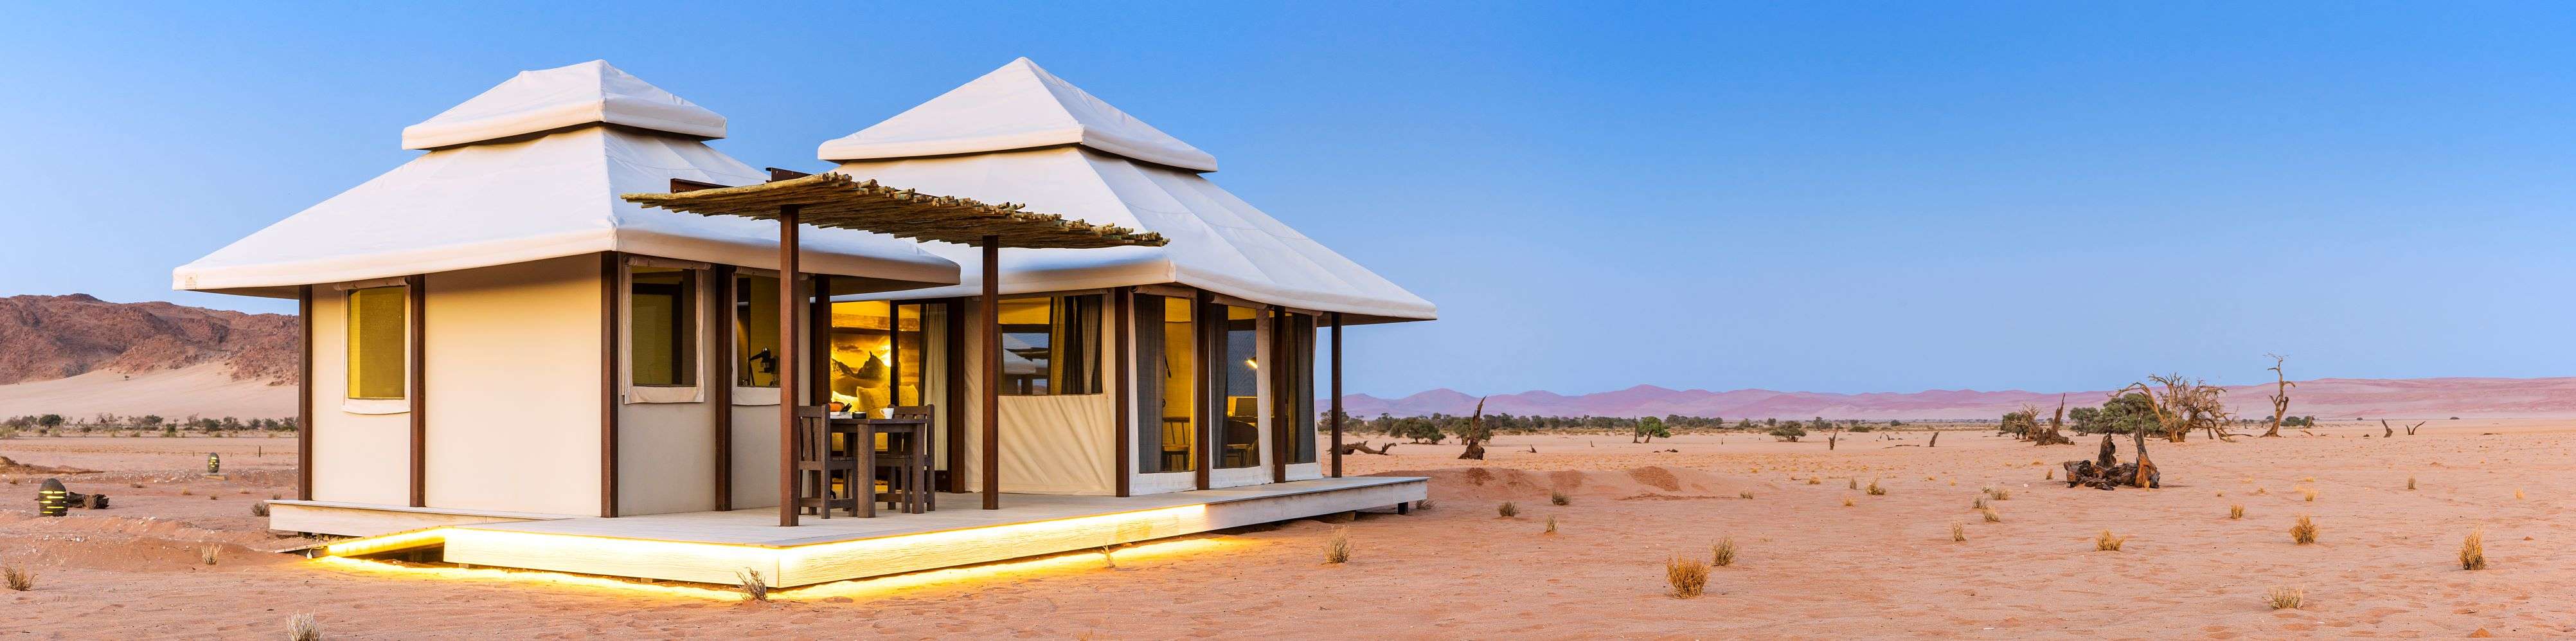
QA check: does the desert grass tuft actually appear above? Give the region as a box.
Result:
[2300,487,2319,502]
[2301,476,2315,483]
[1981,506,2001,523]
[2095,530,2127,552]
[1544,515,1558,534]
[1847,478,1858,490]
[2046,468,2054,480]
[1972,496,1988,510]
[1497,501,1519,518]
[1324,527,1352,563]
[180,488,192,496]
[2266,586,2303,610]
[2459,530,2485,570]
[251,501,270,517]
[1986,487,2011,501]
[3,566,31,591]
[2254,487,2268,496]
[1549,490,1570,506]
[2229,504,2244,519]
[1951,523,1967,542]
[1665,554,1709,598]
[2406,476,2416,491]
[199,545,220,565]
[287,613,321,641]
[1711,537,1736,567]
[1806,476,1820,485]
[735,568,769,602]
[1737,490,1753,500]
[2289,514,2318,545]
[1842,496,1855,507]
[1865,479,1886,496]
[2514,488,2525,500]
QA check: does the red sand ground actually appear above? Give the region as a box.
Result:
[3,420,2568,638]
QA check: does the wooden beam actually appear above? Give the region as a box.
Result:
[1269,306,1286,484]
[669,178,729,193]
[944,298,966,493]
[979,237,1001,510]
[765,167,812,183]
[406,275,426,508]
[297,285,313,501]
[1113,287,1132,498]
[710,264,734,512]
[1193,290,1212,491]
[776,207,801,527]
[598,253,621,518]
[1329,312,1343,478]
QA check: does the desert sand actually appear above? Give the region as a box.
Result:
[0,363,293,419]
[3,419,2568,638]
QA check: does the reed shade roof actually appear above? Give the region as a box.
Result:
[620,172,1168,249]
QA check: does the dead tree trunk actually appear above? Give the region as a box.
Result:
[2263,354,2293,437]
[1337,441,1396,455]
[1456,397,1490,460]
[1928,431,1939,447]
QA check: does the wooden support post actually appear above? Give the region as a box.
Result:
[406,275,425,508]
[1329,312,1343,478]
[711,265,733,512]
[297,285,313,501]
[979,236,1001,510]
[599,252,621,518]
[1113,287,1132,497]
[776,206,801,527]
[1194,290,1213,491]
[1269,306,1286,484]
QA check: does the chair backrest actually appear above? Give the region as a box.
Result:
[888,404,935,422]
[795,406,829,463]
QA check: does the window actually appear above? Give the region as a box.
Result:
[997,294,1102,395]
[1212,303,1260,468]
[1134,295,1195,473]
[630,267,696,386]
[1276,312,1318,464]
[732,274,781,387]
[345,285,407,400]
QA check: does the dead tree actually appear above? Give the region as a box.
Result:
[2262,354,2294,437]
[1336,441,1396,455]
[1456,397,1490,460]
[1928,431,1939,447]
[1828,427,1841,451]
[2032,395,2073,446]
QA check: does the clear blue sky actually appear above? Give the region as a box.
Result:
[4,3,2573,397]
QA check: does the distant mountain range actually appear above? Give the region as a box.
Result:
[1339,378,2576,420]
[0,294,294,386]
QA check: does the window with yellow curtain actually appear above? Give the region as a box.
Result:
[1213,303,1260,468]
[345,285,407,400]
[997,294,1102,395]
[1133,294,1194,473]
[732,273,781,388]
[629,267,697,386]
[828,300,897,416]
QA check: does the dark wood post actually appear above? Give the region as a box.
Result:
[1193,290,1212,491]
[776,206,802,527]
[1329,312,1342,478]
[296,285,313,501]
[406,275,426,507]
[599,252,621,518]
[1113,287,1132,497]
[710,264,733,512]
[979,236,1001,510]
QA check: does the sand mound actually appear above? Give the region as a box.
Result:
[1375,465,1777,501]
[0,455,98,475]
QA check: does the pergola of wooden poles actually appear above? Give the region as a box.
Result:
[623,169,1167,527]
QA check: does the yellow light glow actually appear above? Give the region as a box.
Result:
[778,537,1238,601]
[310,557,744,600]
[321,528,451,557]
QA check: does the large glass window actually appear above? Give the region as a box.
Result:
[345,285,407,400]
[731,274,782,388]
[1277,312,1318,464]
[1134,295,1195,473]
[630,267,696,386]
[1213,304,1260,468]
[998,294,1103,395]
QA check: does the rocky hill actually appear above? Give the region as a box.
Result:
[0,294,296,386]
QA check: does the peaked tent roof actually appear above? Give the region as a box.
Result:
[816,58,1219,172]
[176,61,957,298]
[816,60,1431,322]
[402,59,727,150]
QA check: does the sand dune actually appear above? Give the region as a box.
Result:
[0,363,291,419]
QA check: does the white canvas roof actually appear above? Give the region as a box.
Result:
[176,61,958,298]
[817,58,1220,173]
[401,60,726,150]
[819,59,1433,322]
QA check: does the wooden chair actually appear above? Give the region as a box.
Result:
[872,405,936,514]
[793,406,862,518]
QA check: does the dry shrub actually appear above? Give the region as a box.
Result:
[2300,487,2319,502]
[1986,487,2011,501]
[1972,496,1988,510]
[2514,489,2525,500]
[1806,476,1820,485]
[2095,530,2127,552]
[2406,476,2416,491]
[3,566,31,591]
[1981,506,2001,523]
[2229,504,2244,519]
[287,613,320,641]
[180,488,193,496]
[1543,516,1558,534]
[2266,586,2303,610]
[1847,478,1858,490]
[1737,490,1753,500]
[2459,530,2485,570]
[128,482,143,489]
[1666,555,1709,598]
[1711,537,1736,567]
[1325,527,1352,563]
[251,501,270,517]
[2255,487,2269,496]
[2045,469,2055,480]
[1865,480,1886,496]
[1951,523,1966,542]
[2300,476,2315,483]
[199,545,220,566]
[1497,501,1519,518]
[1842,496,1855,507]
[2290,515,2318,545]
[735,568,768,602]
[1549,490,1570,506]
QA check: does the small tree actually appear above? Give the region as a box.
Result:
[1632,416,1670,444]
[1767,424,1807,442]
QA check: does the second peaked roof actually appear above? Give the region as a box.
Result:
[816,57,1220,172]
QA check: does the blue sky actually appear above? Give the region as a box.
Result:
[3,3,2573,397]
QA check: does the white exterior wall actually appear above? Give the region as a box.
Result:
[617,261,720,516]
[422,256,604,516]
[309,292,411,506]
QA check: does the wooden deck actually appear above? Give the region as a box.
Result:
[323,476,1426,587]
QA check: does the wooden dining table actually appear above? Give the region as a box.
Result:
[832,415,935,516]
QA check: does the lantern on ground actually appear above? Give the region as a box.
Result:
[207,452,221,474]
[37,478,67,517]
